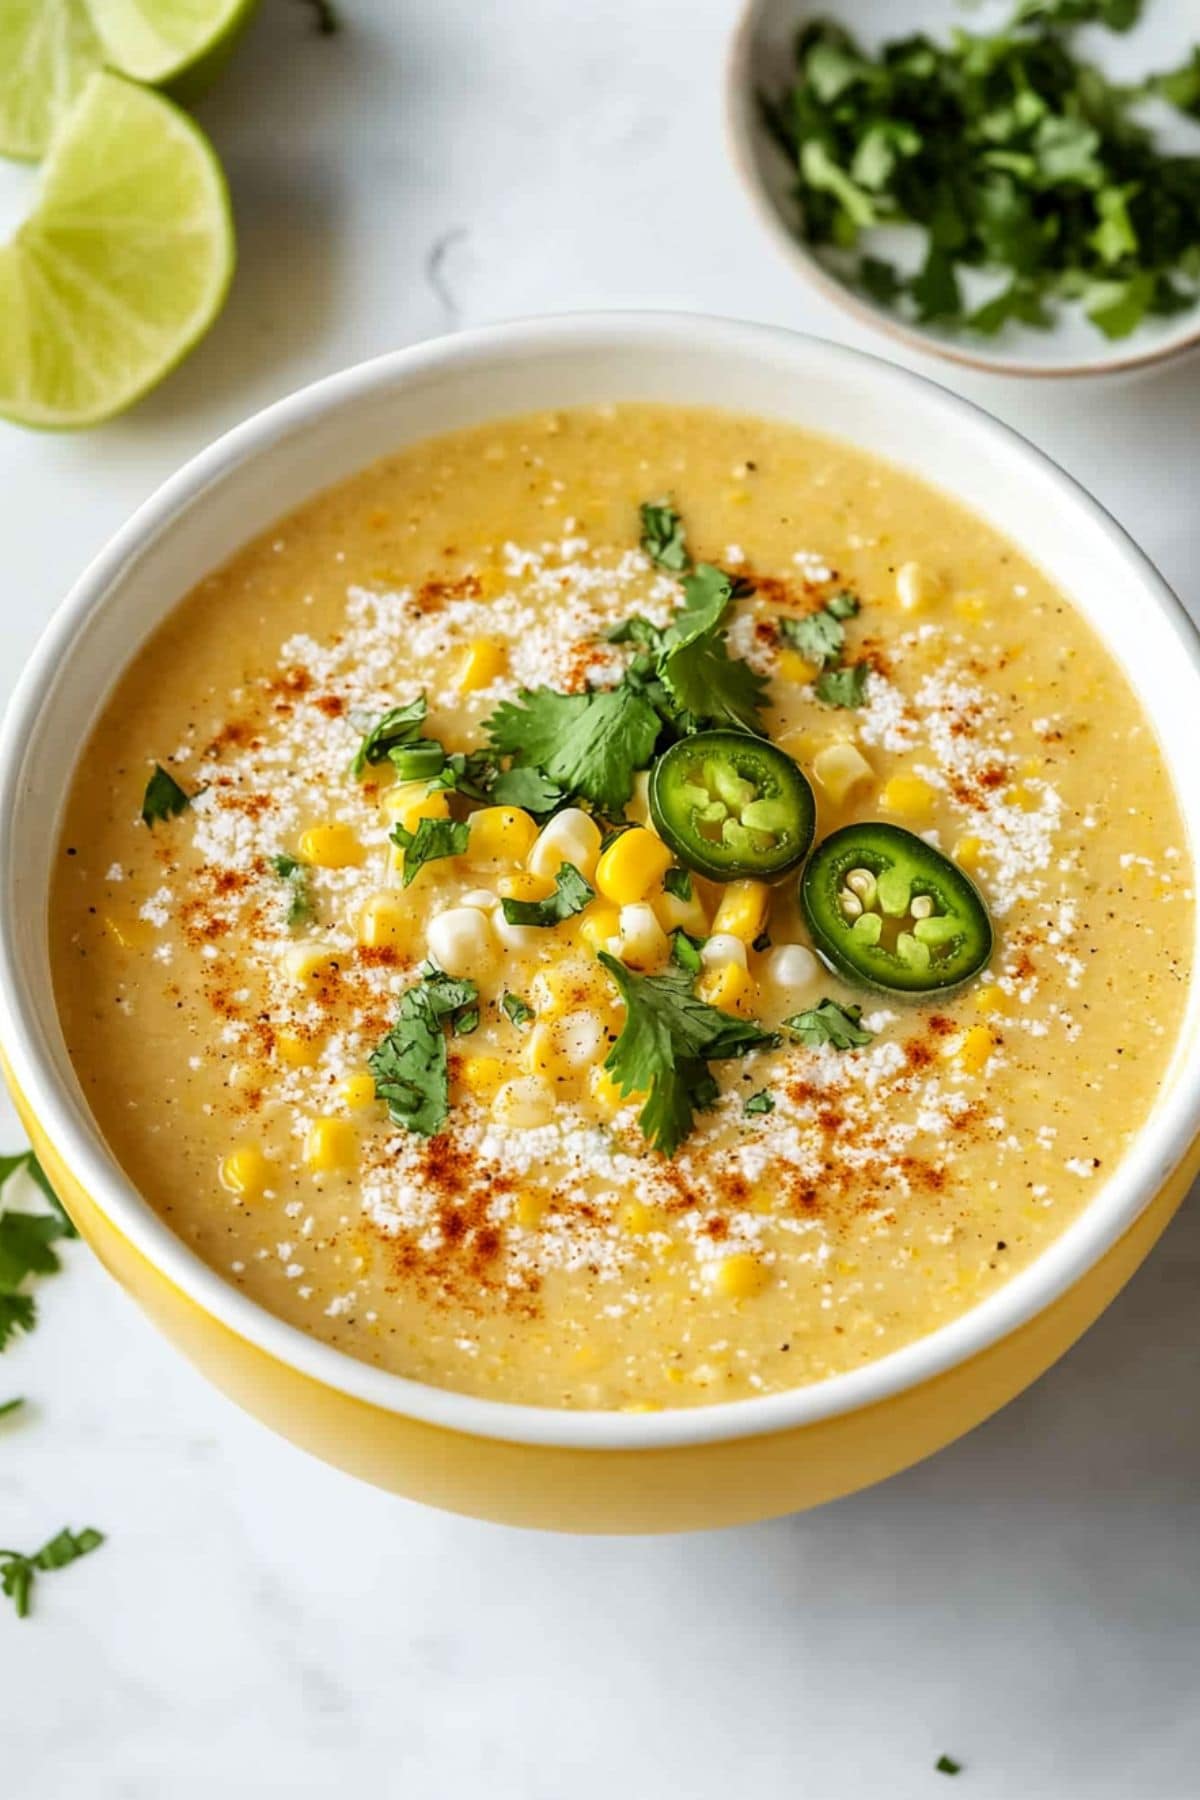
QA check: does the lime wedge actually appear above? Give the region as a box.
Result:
[87,0,259,88]
[0,71,235,428]
[0,0,104,161]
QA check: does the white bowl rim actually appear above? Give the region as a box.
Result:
[724,0,1200,381]
[1,309,1198,1454]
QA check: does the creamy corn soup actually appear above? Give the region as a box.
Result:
[51,406,1192,1409]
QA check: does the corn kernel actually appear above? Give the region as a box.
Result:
[298,822,363,869]
[700,933,748,973]
[954,592,988,621]
[457,638,507,694]
[595,827,674,906]
[515,1189,548,1228]
[303,1116,357,1173]
[627,770,652,827]
[619,1201,658,1236]
[614,902,669,971]
[811,741,874,806]
[953,834,984,871]
[498,869,556,903]
[491,1076,555,1128]
[763,942,820,1008]
[339,1072,377,1108]
[698,961,756,1014]
[357,892,409,950]
[528,807,602,883]
[711,879,770,945]
[777,646,818,685]
[219,1143,269,1201]
[652,886,709,937]
[578,901,622,953]
[974,985,1010,1016]
[895,561,944,612]
[276,1031,319,1068]
[467,805,538,863]
[525,1013,606,1080]
[282,943,342,994]
[588,1065,632,1113]
[384,783,450,834]
[427,906,496,979]
[952,1024,996,1074]
[879,773,935,820]
[705,1252,769,1299]
[1005,783,1040,813]
[459,1054,503,1099]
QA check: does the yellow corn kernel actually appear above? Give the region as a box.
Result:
[811,741,874,807]
[357,892,409,949]
[952,1024,996,1074]
[619,1200,658,1236]
[1005,783,1040,813]
[698,961,756,1015]
[652,887,709,938]
[276,1031,319,1068]
[879,773,935,820]
[459,1054,503,1099]
[515,1189,548,1228]
[339,1072,377,1108]
[219,1143,269,1201]
[954,592,988,622]
[457,638,507,694]
[467,805,538,863]
[298,822,363,869]
[588,1065,628,1113]
[895,561,944,613]
[102,911,151,952]
[595,827,673,906]
[578,901,622,953]
[705,1252,769,1300]
[974,985,1010,1017]
[384,783,450,834]
[724,486,751,507]
[303,1116,357,1173]
[498,869,556,903]
[490,1076,555,1128]
[777,646,818,685]
[282,944,342,994]
[953,834,984,871]
[711,878,770,945]
[529,959,602,1018]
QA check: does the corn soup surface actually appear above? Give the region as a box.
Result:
[51,406,1192,1409]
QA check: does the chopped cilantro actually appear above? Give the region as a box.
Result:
[0,1526,104,1621]
[0,1397,23,1419]
[744,1089,775,1116]
[663,866,693,902]
[0,1152,76,1351]
[141,764,192,827]
[826,589,861,620]
[484,683,661,814]
[270,853,315,927]
[752,930,772,953]
[935,1753,964,1776]
[815,663,870,709]
[670,929,704,975]
[766,9,1200,343]
[434,750,566,815]
[597,953,777,1155]
[502,992,535,1028]
[778,608,844,667]
[453,1005,480,1037]
[501,861,594,927]
[388,816,470,887]
[367,971,478,1136]
[639,499,689,572]
[785,998,874,1050]
[349,695,428,780]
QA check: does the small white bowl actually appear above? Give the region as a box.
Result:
[727,0,1200,378]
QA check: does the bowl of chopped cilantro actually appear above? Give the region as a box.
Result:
[727,0,1200,374]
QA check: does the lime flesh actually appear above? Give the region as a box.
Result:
[87,0,259,87]
[0,0,104,161]
[0,70,235,428]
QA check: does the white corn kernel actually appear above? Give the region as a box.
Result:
[700,933,748,974]
[896,561,944,612]
[615,903,669,972]
[527,807,602,882]
[763,943,821,1007]
[491,911,544,952]
[459,888,500,912]
[811,741,875,806]
[426,906,496,979]
[491,1076,556,1129]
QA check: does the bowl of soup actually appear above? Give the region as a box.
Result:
[1,314,1197,1532]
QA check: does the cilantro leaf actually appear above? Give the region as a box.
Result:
[502,992,535,1028]
[785,998,874,1050]
[826,590,861,621]
[490,766,568,812]
[670,930,703,975]
[639,499,689,572]
[597,953,777,1155]
[651,563,769,734]
[367,971,478,1136]
[0,1151,75,1237]
[141,764,192,827]
[0,1295,35,1353]
[349,695,428,780]
[778,609,843,667]
[485,684,661,814]
[663,866,693,902]
[0,1526,104,1621]
[270,853,315,927]
[0,1152,76,1351]
[744,1089,775,1116]
[935,1753,964,1776]
[389,816,470,887]
[501,861,594,928]
[815,663,869,709]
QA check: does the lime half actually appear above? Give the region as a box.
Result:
[0,71,235,428]
[0,0,104,161]
[88,0,259,89]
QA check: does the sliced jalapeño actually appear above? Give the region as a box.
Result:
[648,730,816,881]
[801,822,992,995]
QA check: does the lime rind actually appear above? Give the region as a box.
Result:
[87,0,259,88]
[0,71,235,429]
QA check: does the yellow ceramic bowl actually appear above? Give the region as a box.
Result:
[2,315,1198,1533]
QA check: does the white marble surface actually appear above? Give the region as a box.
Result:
[2,2,1199,1794]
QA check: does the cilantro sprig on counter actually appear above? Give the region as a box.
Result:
[764,5,1200,343]
[367,969,478,1137]
[598,953,778,1155]
[0,1152,77,1352]
[1,1526,105,1621]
